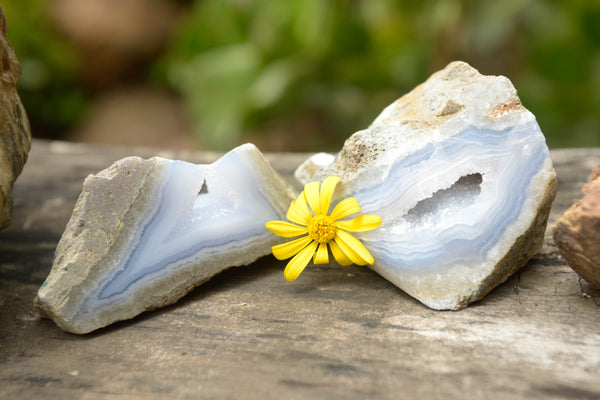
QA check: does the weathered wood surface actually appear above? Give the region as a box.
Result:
[1,140,599,399]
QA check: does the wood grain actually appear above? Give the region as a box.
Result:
[1,140,599,399]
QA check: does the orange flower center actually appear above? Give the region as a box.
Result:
[307,215,336,243]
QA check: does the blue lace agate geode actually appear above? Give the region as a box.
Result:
[36,144,294,333]
[296,61,557,309]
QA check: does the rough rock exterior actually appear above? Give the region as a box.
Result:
[36,144,295,333]
[553,164,600,288]
[0,5,32,229]
[296,61,557,310]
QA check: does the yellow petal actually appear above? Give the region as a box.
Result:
[313,242,329,264]
[265,221,308,237]
[304,181,322,215]
[319,176,340,216]
[284,241,318,281]
[329,239,353,266]
[272,236,312,260]
[295,192,312,217]
[330,197,361,220]
[286,194,311,225]
[286,201,304,225]
[334,230,374,265]
[333,235,365,265]
[335,215,382,232]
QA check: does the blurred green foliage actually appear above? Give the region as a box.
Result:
[159,0,432,150]
[3,0,600,150]
[159,0,600,150]
[2,0,88,139]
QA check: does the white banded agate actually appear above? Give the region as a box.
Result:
[36,144,294,333]
[297,61,557,310]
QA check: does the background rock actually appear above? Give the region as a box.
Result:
[0,4,31,229]
[49,0,180,87]
[553,163,600,288]
[66,86,193,150]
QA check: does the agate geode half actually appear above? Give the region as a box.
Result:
[296,61,557,310]
[36,144,294,333]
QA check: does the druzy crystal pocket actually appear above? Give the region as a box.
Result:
[296,61,557,310]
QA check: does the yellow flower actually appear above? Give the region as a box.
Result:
[265,176,382,281]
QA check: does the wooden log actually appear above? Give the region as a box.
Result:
[0,140,599,399]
